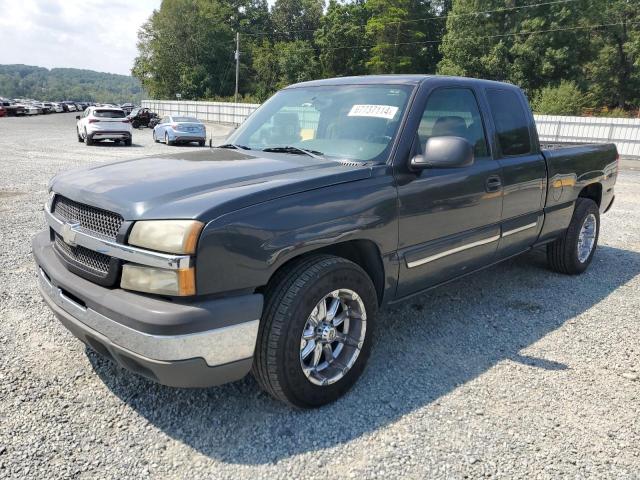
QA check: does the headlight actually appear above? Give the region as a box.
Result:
[128,220,204,254]
[121,264,195,296]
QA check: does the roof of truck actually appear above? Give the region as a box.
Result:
[287,75,519,90]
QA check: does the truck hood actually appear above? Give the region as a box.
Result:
[50,148,372,221]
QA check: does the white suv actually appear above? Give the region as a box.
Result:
[76,107,132,146]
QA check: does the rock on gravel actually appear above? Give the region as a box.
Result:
[1,113,639,479]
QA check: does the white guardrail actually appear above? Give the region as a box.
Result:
[142,100,640,159]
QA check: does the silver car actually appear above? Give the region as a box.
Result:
[153,116,206,146]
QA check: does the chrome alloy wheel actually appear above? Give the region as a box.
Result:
[577,213,597,263]
[299,289,367,386]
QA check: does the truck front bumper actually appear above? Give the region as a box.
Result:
[32,231,263,388]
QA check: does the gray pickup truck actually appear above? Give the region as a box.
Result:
[33,75,618,408]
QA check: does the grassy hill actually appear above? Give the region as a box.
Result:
[0,64,143,103]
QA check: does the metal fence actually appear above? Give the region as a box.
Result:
[534,114,640,159]
[142,100,260,125]
[142,100,640,159]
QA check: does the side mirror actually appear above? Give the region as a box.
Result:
[75,115,80,120]
[411,136,474,170]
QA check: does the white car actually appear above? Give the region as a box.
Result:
[23,104,41,115]
[51,103,64,113]
[76,106,132,146]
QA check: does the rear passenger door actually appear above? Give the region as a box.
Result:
[483,89,546,257]
[395,86,503,297]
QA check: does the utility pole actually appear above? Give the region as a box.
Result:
[235,32,240,103]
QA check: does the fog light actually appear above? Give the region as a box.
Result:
[121,264,195,296]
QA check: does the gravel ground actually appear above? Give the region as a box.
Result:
[0,112,639,479]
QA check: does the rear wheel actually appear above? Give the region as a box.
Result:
[252,255,377,408]
[77,128,83,142]
[198,140,205,147]
[85,129,93,146]
[152,130,158,143]
[547,198,600,274]
[164,133,173,146]
[124,138,132,146]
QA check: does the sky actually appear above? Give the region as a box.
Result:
[0,0,162,76]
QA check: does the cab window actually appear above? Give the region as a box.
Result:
[486,89,532,156]
[417,88,489,158]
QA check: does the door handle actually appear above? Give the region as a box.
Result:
[485,176,502,193]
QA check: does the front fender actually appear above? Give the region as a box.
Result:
[195,168,399,296]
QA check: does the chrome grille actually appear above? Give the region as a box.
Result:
[52,195,123,240]
[54,234,110,275]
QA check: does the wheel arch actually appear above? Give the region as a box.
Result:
[260,239,386,305]
[578,182,603,207]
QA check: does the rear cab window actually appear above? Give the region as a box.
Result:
[94,109,125,118]
[486,89,532,156]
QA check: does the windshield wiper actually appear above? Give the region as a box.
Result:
[262,146,324,159]
[217,143,252,150]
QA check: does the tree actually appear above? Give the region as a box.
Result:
[132,0,236,99]
[271,0,324,41]
[315,0,370,77]
[583,0,640,109]
[531,81,585,115]
[439,0,592,91]
[251,39,319,99]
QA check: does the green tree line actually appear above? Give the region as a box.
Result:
[0,64,143,103]
[133,0,640,115]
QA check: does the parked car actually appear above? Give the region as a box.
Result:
[0,105,5,117]
[120,103,135,115]
[42,102,56,113]
[127,107,156,128]
[23,104,42,115]
[33,75,617,408]
[76,106,132,145]
[51,102,64,113]
[153,115,206,146]
[0,98,25,116]
[148,115,161,129]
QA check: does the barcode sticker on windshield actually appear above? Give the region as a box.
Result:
[348,104,399,120]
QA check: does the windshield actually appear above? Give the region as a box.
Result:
[226,85,413,162]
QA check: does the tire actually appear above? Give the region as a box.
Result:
[85,130,93,146]
[165,133,173,146]
[252,255,378,408]
[77,128,83,142]
[152,131,158,143]
[547,198,600,275]
[124,138,132,146]
[198,140,205,147]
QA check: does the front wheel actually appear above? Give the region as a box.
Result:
[164,133,173,146]
[252,255,377,408]
[547,198,600,274]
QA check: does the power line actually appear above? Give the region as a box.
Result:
[317,20,638,52]
[240,0,580,38]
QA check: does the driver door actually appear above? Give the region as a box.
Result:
[395,86,503,297]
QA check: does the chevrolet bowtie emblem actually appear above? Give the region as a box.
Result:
[61,222,80,247]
